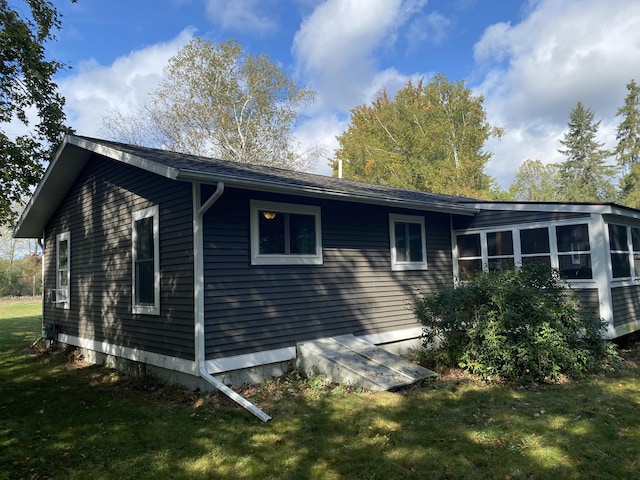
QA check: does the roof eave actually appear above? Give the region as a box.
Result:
[176,169,478,216]
[13,135,182,238]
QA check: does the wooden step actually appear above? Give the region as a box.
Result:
[297,334,437,391]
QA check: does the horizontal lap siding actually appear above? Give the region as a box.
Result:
[571,288,600,319]
[203,188,453,359]
[43,155,195,360]
[612,285,640,328]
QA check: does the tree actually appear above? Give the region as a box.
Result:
[331,74,503,199]
[0,0,72,227]
[103,38,316,171]
[557,102,615,202]
[615,80,640,207]
[615,79,640,170]
[509,159,561,202]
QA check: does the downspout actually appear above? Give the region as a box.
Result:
[38,236,46,345]
[192,181,272,422]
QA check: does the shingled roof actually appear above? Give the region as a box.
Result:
[14,134,478,238]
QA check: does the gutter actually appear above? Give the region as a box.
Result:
[177,169,478,217]
[192,181,272,422]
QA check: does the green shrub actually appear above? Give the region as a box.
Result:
[415,263,618,383]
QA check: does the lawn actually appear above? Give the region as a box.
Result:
[1,299,640,479]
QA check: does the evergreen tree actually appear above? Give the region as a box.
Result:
[615,80,640,169]
[615,80,640,207]
[557,102,614,202]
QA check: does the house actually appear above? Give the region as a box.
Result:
[13,135,640,396]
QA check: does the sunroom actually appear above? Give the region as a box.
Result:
[451,203,640,338]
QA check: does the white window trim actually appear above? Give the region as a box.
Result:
[250,200,323,266]
[607,223,640,282]
[55,231,70,309]
[389,213,428,271]
[453,220,597,283]
[132,205,160,315]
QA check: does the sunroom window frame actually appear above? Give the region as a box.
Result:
[453,220,595,282]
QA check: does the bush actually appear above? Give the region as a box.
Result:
[415,264,618,383]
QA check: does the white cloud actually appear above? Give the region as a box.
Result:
[474,0,640,188]
[292,0,411,111]
[58,29,195,137]
[291,0,435,169]
[204,0,279,34]
[406,10,451,47]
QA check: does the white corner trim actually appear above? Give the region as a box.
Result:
[57,333,198,375]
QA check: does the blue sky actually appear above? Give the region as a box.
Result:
[18,0,640,187]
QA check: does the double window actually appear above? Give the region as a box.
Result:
[455,223,592,280]
[250,200,322,265]
[55,231,70,308]
[132,206,159,314]
[389,214,428,271]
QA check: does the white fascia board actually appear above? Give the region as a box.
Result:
[68,136,180,180]
[464,202,640,216]
[176,170,478,216]
[14,135,182,238]
[14,137,88,238]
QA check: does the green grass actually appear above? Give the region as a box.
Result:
[1,300,640,479]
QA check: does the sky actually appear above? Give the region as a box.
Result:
[14,0,640,188]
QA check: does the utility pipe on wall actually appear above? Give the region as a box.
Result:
[192,181,272,422]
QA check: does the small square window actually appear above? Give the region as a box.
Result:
[251,200,322,265]
[389,214,427,271]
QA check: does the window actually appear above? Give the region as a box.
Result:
[633,227,640,276]
[609,224,631,278]
[607,224,640,279]
[55,232,70,308]
[250,200,322,265]
[456,233,481,280]
[455,223,593,281]
[389,214,428,271]
[520,227,551,267]
[487,230,514,272]
[556,224,592,279]
[132,206,159,314]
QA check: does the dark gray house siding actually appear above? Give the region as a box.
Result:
[572,288,600,319]
[43,154,196,360]
[612,285,640,328]
[453,209,590,230]
[202,187,453,359]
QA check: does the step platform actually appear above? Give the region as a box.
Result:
[296,334,437,391]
